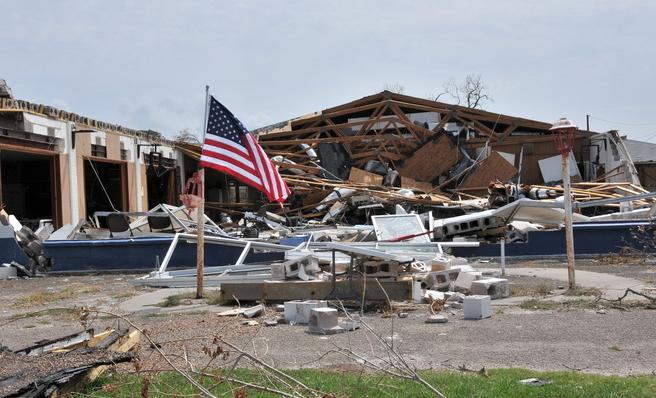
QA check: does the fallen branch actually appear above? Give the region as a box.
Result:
[594,288,656,309]
[86,308,218,398]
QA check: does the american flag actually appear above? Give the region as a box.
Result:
[199,96,290,203]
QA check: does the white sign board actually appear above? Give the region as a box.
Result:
[538,152,580,184]
[371,214,430,243]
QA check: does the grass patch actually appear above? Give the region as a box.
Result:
[520,297,655,311]
[17,283,102,306]
[564,286,602,297]
[510,282,553,297]
[75,368,656,398]
[203,291,223,305]
[143,310,210,318]
[609,345,622,352]
[157,291,223,307]
[157,293,196,307]
[112,291,138,300]
[4,307,78,324]
[520,298,600,311]
[520,299,558,310]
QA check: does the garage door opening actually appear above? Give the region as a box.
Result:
[0,150,56,230]
[84,159,126,220]
[145,153,178,209]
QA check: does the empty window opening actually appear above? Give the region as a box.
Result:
[84,160,126,222]
[0,150,55,230]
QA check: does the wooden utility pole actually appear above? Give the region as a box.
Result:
[195,168,205,299]
[551,117,577,290]
[562,153,576,288]
[196,85,210,299]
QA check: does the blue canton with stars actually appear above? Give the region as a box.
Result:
[206,96,249,144]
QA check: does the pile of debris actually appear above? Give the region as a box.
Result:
[0,208,52,277]
[0,328,140,397]
[488,181,655,209]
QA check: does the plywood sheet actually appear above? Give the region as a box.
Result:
[460,151,517,190]
[106,133,121,160]
[399,134,459,182]
[348,167,384,185]
[401,176,433,192]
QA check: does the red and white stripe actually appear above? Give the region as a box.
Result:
[199,133,290,203]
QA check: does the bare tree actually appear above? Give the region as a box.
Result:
[383,82,405,94]
[432,74,492,109]
[174,128,200,144]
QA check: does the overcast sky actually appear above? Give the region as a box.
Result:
[3,1,656,141]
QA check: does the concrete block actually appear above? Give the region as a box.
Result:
[270,263,286,280]
[362,260,400,278]
[463,295,492,319]
[423,269,460,291]
[340,319,361,331]
[308,307,344,334]
[429,258,449,271]
[242,304,264,318]
[425,314,448,323]
[282,255,321,281]
[454,272,480,293]
[424,290,445,302]
[446,292,465,303]
[412,281,423,304]
[470,278,510,299]
[284,300,327,324]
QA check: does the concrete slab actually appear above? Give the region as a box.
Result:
[220,279,413,302]
[504,267,649,299]
[119,288,221,313]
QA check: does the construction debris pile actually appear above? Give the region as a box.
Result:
[0,208,51,276]
[0,328,140,398]
[176,92,654,230]
[2,91,656,312]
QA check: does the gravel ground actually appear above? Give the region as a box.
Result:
[1,264,656,376]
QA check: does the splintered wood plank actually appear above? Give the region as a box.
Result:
[459,151,518,193]
[398,134,459,182]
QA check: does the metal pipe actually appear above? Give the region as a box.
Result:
[235,241,252,266]
[500,238,506,276]
[159,233,181,273]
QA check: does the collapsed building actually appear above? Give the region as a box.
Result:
[1,83,655,279]
[254,90,644,195]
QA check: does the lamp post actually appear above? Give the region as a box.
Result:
[550,118,577,289]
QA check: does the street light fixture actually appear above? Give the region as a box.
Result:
[550,117,577,289]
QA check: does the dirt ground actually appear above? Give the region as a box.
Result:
[1,260,656,376]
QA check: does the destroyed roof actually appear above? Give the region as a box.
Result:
[624,138,656,163]
[253,90,587,175]
[256,90,555,139]
[0,97,173,144]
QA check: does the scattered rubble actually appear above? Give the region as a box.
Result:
[0,328,140,397]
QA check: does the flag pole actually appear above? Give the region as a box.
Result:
[196,85,210,299]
